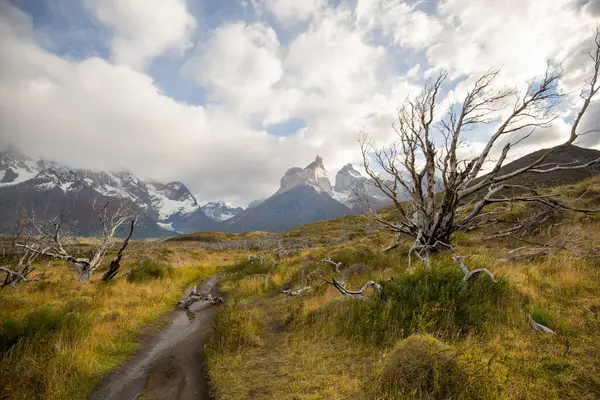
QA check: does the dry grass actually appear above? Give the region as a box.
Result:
[206,177,600,399]
[2,177,599,399]
[0,247,244,400]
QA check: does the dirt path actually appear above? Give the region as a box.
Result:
[89,279,221,400]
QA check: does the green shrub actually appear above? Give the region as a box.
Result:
[375,334,493,399]
[309,262,519,346]
[126,259,174,283]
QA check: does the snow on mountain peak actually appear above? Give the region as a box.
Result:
[279,156,333,194]
[0,149,201,222]
[200,201,244,222]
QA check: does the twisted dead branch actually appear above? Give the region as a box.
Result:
[282,256,390,300]
[453,256,498,284]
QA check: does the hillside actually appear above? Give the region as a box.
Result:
[1,175,599,399]
[204,174,600,399]
[492,144,600,187]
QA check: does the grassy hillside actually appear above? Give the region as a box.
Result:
[165,230,272,243]
[205,175,600,399]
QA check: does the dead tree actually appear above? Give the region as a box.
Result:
[360,29,600,254]
[14,199,137,282]
[0,248,38,288]
[101,219,135,281]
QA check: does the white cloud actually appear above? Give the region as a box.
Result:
[1,0,599,207]
[86,0,196,69]
[356,0,443,50]
[260,0,325,23]
[184,22,289,123]
[429,0,594,87]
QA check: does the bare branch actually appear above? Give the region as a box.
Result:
[453,256,498,283]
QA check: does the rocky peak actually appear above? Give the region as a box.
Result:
[200,201,244,222]
[305,155,324,170]
[279,156,333,194]
[334,163,366,193]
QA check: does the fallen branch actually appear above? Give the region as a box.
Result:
[178,277,223,308]
[281,268,322,297]
[529,314,555,334]
[319,257,388,300]
[453,256,498,283]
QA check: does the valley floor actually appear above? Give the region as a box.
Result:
[1,177,600,399]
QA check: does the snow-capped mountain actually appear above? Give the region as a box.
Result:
[0,150,394,236]
[0,150,217,237]
[332,163,392,210]
[279,156,333,194]
[275,156,391,211]
[200,201,244,221]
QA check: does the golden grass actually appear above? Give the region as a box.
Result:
[0,248,245,400]
[207,208,600,399]
[3,176,600,399]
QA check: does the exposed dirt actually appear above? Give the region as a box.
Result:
[89,279,222,400]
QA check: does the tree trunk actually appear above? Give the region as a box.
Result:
[77,269,92,282]
[71,261,93,282]
[101,260,120,281]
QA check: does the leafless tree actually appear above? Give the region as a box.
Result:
[360,30,600,254]
[14,199,137,282]
[0,248,41,288]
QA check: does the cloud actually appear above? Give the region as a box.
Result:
[428,0,594,87]
[584,0,600,16]
[86,0,196,70]
[1,0,599,207]
[356,0,443,50]
[259,0,325,23]
[184,22,287,123]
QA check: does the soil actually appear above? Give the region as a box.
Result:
[88,279,222,400]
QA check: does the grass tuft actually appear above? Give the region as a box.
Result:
[126,259,174,283]
[374,334,494,399]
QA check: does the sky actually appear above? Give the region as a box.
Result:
[0,0,599,207]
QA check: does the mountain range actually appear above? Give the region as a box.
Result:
[0,150,389,237]
[1,146,598,238]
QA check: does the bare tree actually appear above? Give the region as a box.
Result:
[361,30,600,253]
[0,248,40,288]
[14,199,137,282]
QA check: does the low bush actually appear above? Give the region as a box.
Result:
[306,261,520,346]
[374,334,493,399]
[126,259,174,283]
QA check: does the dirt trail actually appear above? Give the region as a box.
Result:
[89,278,221,400]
